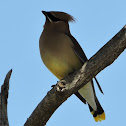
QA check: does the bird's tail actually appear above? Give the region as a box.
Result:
[75,80,105,122]
[88,97,105,122]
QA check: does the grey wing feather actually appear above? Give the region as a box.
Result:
[65,33,87,63]
[65,33,104,94]
[75,92,86,104]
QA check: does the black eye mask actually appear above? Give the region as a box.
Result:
[46,12,61,22]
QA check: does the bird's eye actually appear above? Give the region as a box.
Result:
[46,12,61,22]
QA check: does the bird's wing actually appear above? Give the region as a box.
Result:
[75,92,86,104]
[65,33,88,63]
[65,33,103,94]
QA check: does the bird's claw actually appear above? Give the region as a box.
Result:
[51,84,56,88]
[57,80,67,92]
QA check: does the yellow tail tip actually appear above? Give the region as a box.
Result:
[94,116,99,122]
[99,112,105,120]
[94,112,105,122]
[91,111,95,115]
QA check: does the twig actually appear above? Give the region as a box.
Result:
[0,69,12,126]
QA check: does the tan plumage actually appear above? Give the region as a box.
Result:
[49,11,75,22]
[39,11,105,122]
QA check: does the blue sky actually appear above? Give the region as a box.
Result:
[0,0,126,126]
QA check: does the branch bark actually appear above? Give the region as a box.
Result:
[24,25,126,126]
[0,69,12,126]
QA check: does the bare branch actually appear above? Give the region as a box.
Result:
[0,69,12,126]
[24,25,126,126]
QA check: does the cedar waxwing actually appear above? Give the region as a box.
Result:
[39,11,105,122]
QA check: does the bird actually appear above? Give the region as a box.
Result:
[39,11,105,122]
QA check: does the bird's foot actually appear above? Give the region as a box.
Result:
[51,81,60,88]
[57,80,67,92]
[51,84,56,88]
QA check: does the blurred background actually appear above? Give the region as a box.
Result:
[0,0,126,126]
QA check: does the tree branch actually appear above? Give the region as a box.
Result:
[0,69,12,126]
[24,25,126,126]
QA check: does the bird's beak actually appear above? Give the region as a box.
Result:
[42,11,47,17]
